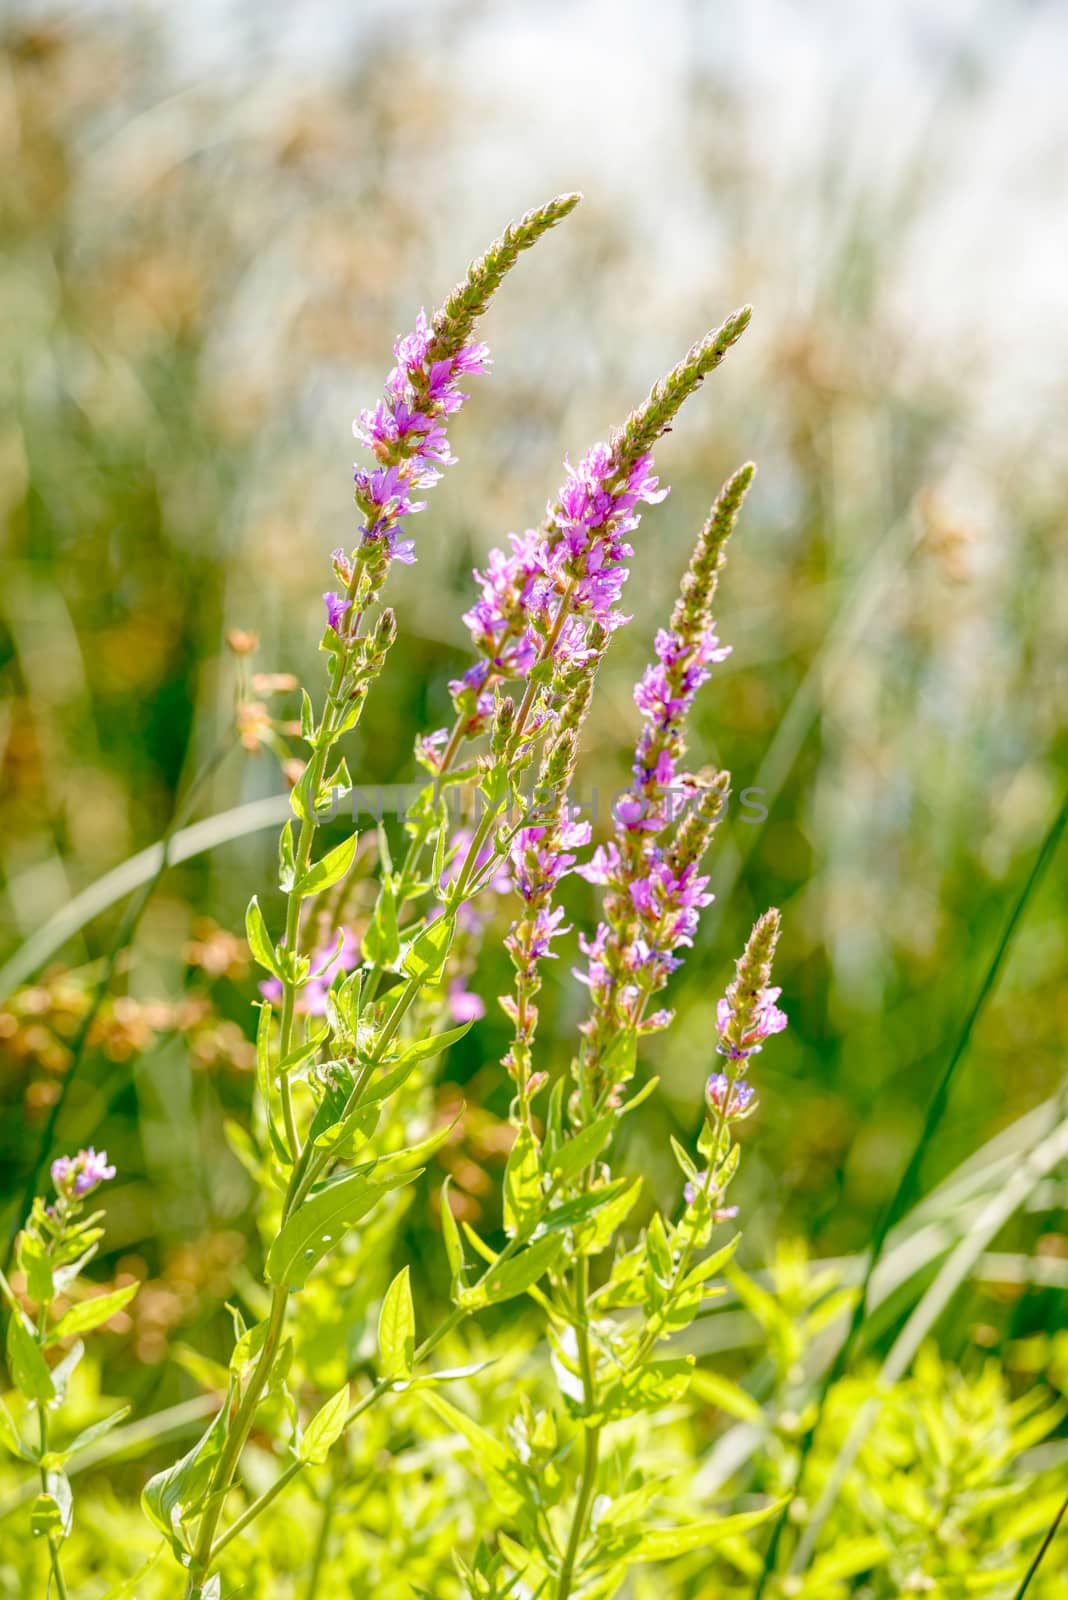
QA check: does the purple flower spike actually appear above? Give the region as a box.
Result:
[351,308,491,573]
[51,1147,117,1200]
[716,984,788,1060]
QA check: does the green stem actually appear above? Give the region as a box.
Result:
[556,1255,600,1600]
[209,1289,492,1557]
[183,1287,289,1596]
[37,1400,69,1600]
[183,598,369,1597]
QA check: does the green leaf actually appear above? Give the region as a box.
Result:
[389,1019,476,1068]
[299,690,316,743]
[601,1028,637,1087]
[679,1234,741,1293]
[299,1384,351,1464]
[401,915,455,984]
[171,1344,231,1394]
[245,896,284,981]
[0,1396,35,1462]
[362,879,400,968]
[278,1023,331,1076]
[295,832,358,899]
[141,1402,229,1558]
[548,1115,615,1186]
[378,1266,415,1380]
[574,1176,642,1256]
[625,1498,788,1561]
[503,1125,543,1238]
[689,1368,763,1424]
[231,1317,269,1374]
[423,1393,523,1515]
[669,1135,698,1182]
[58,1405,132,1460]
[5,1305,54,1403]
[373,1111,463,1181]
[17,1232,54,1307]
[440,1180,465,1288]
[47,1340,83,1405]
[46,1282,139,1345]
[266,1170,419,1289]
[594,1358,694,1422]
[278,819,296,891]
[537,1178,632,1238]
[467,1233,564,1309]
[31,1472,72,1541]
[645,1213,673,1284]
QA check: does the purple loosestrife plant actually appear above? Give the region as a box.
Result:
[79,199,787,1600]
[458,481,788,1600]
[1,1153,135,1600]
[134,193,584,1599]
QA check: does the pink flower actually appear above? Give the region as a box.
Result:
[448,980,485,1024]
[51,1147,117,1199]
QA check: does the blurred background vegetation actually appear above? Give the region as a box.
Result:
[1,0,1066,1589]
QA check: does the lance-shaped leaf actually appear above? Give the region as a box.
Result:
[612,1497,787,1563]
[141,1400,229,1558]
[401,915,455,984]
[372,1112,463,1182]
[463,1232,564,1310]
[362,879,400,968]
[294,832,358,899]
[0,1397,35,1462]
[591,1358,694,1424]
[266,1169,419,1289]
[245,896,285,981]
[278,1023,330,1076]
[503,1125,543,1237]
[440,1179,466,1291]
[53,1404,133,1462]
[574,1176,642,1257]
[378,1266,415,1380]
[423,1393,524,1515]
[299,1384,351,1464]
[4,1304,54,1403]
[548,1114,615,1187]
[17,1231,54,1307]
[387,1019,476,1069]
[46,1282,139,1346]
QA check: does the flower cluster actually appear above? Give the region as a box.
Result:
[51,1145,116,1199]
[448,446,667,740]
[350,312,490,583]
[500,738,593,1112]
[683,910,787,1215]
[573,469,756,1100]
[715,908,788,1063]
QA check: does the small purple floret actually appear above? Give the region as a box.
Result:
[51,1147,117,1199]
[323,591,353,632]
